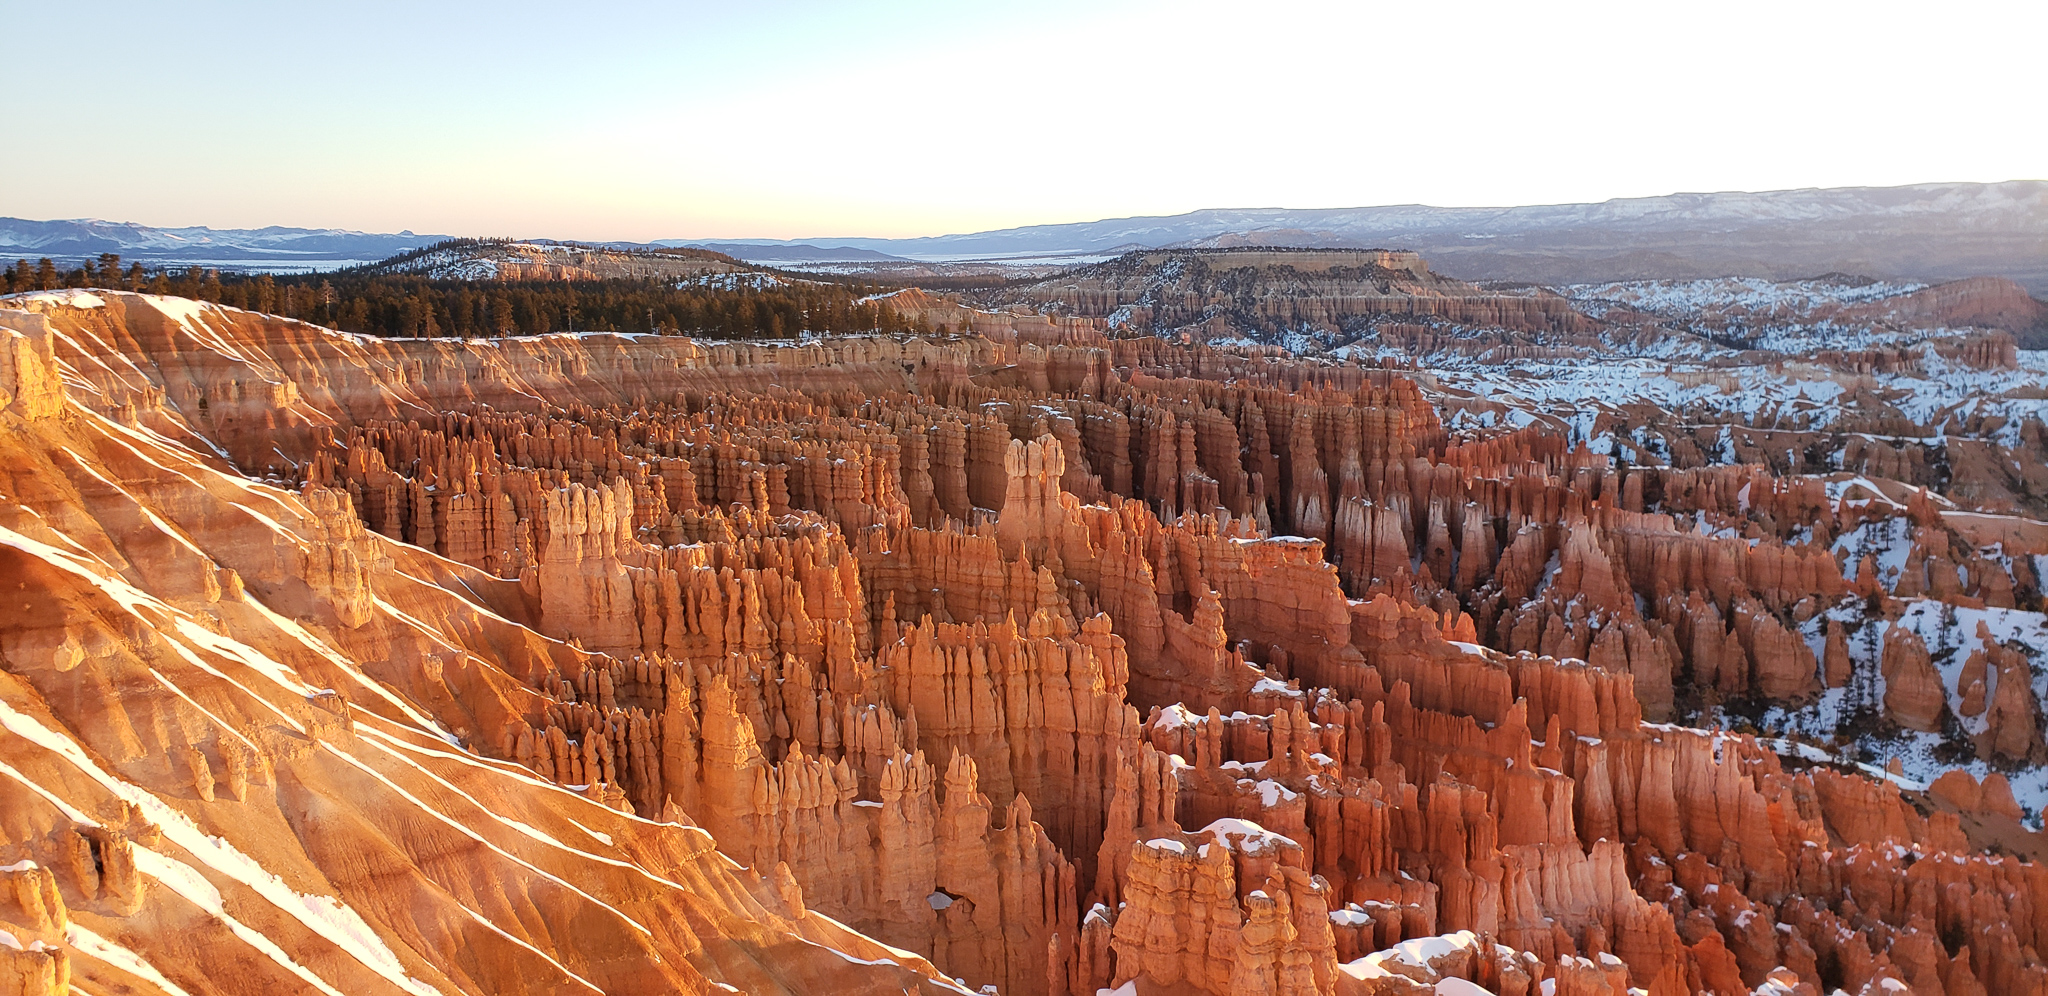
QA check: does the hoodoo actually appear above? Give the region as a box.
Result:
[2,279,2047,996]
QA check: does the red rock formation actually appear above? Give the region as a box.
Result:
[4,289,2044,996]
[1882,627,1947,732]
[1973,630,2044,762]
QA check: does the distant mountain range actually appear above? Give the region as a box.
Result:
[0,220,912,271]
[8,180,2044,291]
[740,180,2048,293]
[645,241,908,264]
[0,218,450,272]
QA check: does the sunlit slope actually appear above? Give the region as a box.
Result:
[0,292,971,995]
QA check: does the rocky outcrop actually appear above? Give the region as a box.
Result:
[0,310,63,420]
[1849,276,2046,333]
[1882,627,1947,732]
[0,862,68,996]
[988,248,1594,342]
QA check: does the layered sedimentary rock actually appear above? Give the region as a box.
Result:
[977,248,1594,340]
[2,287,2045,996]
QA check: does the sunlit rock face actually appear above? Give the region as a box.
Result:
[2,283,2046,996]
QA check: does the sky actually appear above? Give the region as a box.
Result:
[5,0,2043,241]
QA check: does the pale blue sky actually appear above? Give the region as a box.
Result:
[7,0,2042,240]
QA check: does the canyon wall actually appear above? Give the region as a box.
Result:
[983,249,1593,339]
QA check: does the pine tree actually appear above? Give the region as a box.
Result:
[417,293,440,338]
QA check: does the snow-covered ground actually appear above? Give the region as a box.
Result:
[1417,346,2046,450]
[1564,276,1928,324]
[681,271,784,291]
[379,246,505,280]
[1379,275,2048,825]
[1355,276,2048,465]
[1754,596,2048,827]
[369,242,744,283]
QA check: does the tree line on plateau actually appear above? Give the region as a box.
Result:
[3,253,933,339]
